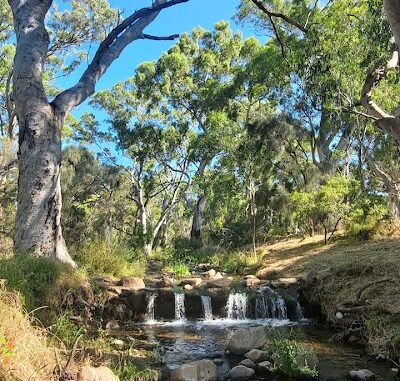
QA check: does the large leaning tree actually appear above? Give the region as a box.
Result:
[8,0,189,266]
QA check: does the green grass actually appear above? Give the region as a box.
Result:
[72,241,146,278]
[0,253,84,311]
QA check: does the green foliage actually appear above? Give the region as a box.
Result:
[50,312,86,349]
[271,339,318,378]
[0,254,66,310]
[163,262,191,278]
[114,362,159,381]
[73,242,146,278]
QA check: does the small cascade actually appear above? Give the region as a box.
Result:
[201,295,213,320]
[175,293,186,321]
[295,301,305,321]
[145,293,156,323]
[255,286,287,319]
[226,293,248,320]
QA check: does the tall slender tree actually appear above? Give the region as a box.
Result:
[7,0,189,265]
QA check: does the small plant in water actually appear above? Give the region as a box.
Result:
[271,339,318,379]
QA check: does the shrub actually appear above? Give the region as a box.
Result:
[0,254,79,310]
[73,241,146,278]
[271,339,318,378]
[163,262,191,277]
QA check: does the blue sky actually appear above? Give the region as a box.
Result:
[67,0,263,118]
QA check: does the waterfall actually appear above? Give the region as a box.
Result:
[295,302,305,321]
[145,293,156,323]
[201,295,213,320]
[175,293,186,321]
[226,293,248,320]
[255,286,287,320]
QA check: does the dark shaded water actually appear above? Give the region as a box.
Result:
[128,319,396,381]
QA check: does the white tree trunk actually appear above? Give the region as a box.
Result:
[14,110,75,266]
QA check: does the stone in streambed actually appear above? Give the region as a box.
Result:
[78,366,119,381]
[239,359,257,370]
[348,369,375,381]
[245,348,269,363]
[229,365,255,380]
[170,360,217,381]
[227,326,267,355]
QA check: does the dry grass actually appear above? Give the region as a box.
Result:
[256,235,400,355]
[0,289,56,381]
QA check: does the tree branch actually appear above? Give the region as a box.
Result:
[142,33,179,40]
[250,0,308,34]
[52,0,189,115]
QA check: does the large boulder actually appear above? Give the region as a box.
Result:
[204,277,232,289]
[179,278,202,287]
[245,349,269,363]
[117,277,145,290]
[229,365,255,380]
[170,360,217,381]
[161,275,174,288]
[226,326,267,355]
[348,369,376,381]
[78,366,119,381]
[239,359,257,370]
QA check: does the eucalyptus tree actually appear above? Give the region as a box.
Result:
[130,22,246,246]
[6,0,189,265]
[91,80,192,256]
[238,0,400,154]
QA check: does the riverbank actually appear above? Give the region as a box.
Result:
[256,235,400,359]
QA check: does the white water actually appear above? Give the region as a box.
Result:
[175,293,186,322]
[201,295,213,320]
[226,293,248,320]
[255,286,287,319]
[145,293,156,323]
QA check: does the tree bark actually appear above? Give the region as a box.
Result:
[13,110,75,265]
[8,0,188,265]
[190,159,207,247]
[9,0,75,265]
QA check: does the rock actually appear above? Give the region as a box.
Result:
[184,284,194,291]
[239,359,257,370]
[348,369,376,381]
[204,269,217,278]
[213,358,224,366]
[257,361,272,373]
[245,349,269,363]
[170,360,217,381]
[117,276,145,290]
[227,326,267,355]
[229,365,255,380]
[112,339,124,349]
[244,275,257,280]
[246,277,261,288]
[179,278,202,287]
[214,272,223,279]
[335,311,344,319]
[105,320,120,330]
[204,277,232,289]
[161,275,174,288]
[78,366,120,381]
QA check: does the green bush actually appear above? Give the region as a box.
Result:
[0,254,66,310]
[271,339,318,378]
[163,262,191,277]
[73,242,146,278]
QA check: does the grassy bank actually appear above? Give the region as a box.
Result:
[256,235,400,357]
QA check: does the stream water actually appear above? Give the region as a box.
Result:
[125,290,396,380]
